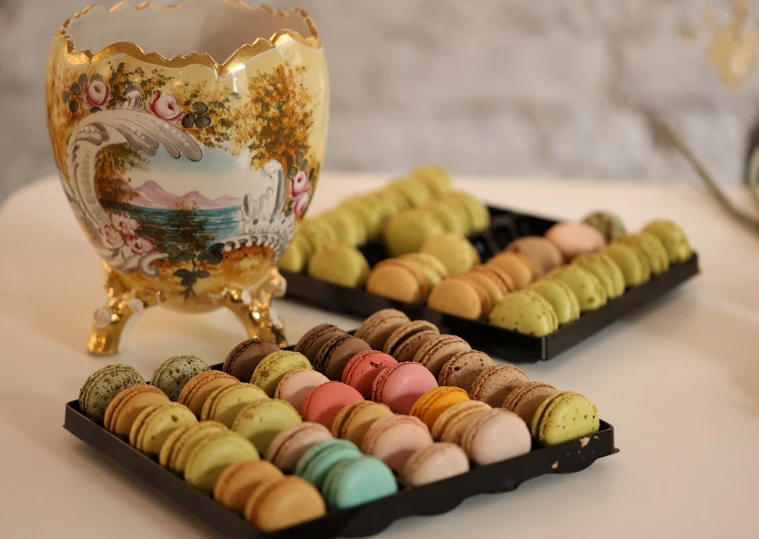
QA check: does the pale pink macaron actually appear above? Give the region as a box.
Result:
[400,442,470,487]
[341,350,398,397]
[544,222,606,262]
[461,409,531,466]
[265,422,333,472]
[372,362,438,415]
[361,415,433,471]
[300,381,364,429]
[274,369,329,413]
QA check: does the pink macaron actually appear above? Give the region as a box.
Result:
[265,422,334,472]
[274,369,330,413]
[300,381,364,429]
[361,414,433,471]
[372,362,438,415]
[341,351,398,397]
[544,222,606,262]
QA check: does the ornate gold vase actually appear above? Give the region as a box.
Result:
[46,1,329,355]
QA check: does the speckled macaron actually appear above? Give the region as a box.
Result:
[79,364,145,422]
[489,290,560,336]
[469,365,529,407]
[150,355,210,402]
[437,350,495,392]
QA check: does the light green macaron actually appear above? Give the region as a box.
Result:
[420,233,481,277]
[602,243,646,287]
[425,200,469,236]
[278,233,311,273]
[411,164,453,196]
[340,196,384,239]
[618,233,670,274]
[298,219,338,253]
[489,290,560,337]
[573,252,626,298]
[388,177,434,208]
[441,191,490,232]
[531,391,600,446]
[642,220,692,263]
[527,278,581,325]
[251,351,313,397]
[383,208,446,257]
[547,265,608,312]
[308,244,370,288]
[231,399,303,455]
[320,209,368,247]
[184,430,260,492]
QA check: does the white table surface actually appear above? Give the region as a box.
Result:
[1,174,758,538]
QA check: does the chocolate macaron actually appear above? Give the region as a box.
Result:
[294,324,347,362]
[469,365,529,406]
[412,334,471,377]
[314,334,372,380]
[438,350,494,392]
[382,321,440,361]
[223,338,280,383]
[354,309,410,350]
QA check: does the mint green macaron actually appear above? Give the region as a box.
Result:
[322,455,398,509]
[294,439,362,490]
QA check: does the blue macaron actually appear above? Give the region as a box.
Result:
[322,455,398,509]
[294,439,362,490]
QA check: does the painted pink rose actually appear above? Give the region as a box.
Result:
[83,81,112,109]
[109,212,140,234]
[291,170,310,197]
[126,236,155,255]
[293,192,312,217]
[99,224,124,249]
[146,90,185,123]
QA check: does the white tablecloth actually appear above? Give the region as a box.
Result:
[1,175,757,538]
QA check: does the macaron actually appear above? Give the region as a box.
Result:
[412,334,472,377]
[527,278,581,325]
[265,422,334,472]
[313,334,372,380]
[300,381,364,429]
[323,456,399,509]
[79,364,145,422]
[544,222,607,262]
[331,401,394,447]
[388,177,434,208]
[177,370,238,415]
[461,409,532,465]
[274,369,329,412]
[341,196,383,239]
[341,351,398,396]
[372,362,439,415]
[104,385,169,436]
[400,252,450,288]
[642,219,692,263]
[486,252,537,290]
[442,191,490,231]
[502,381,557,425]
[531,390,600,446]
[294,324,347,362]
[420,233,481,276]
[411,164,453,196]
[184,431,260,492]
[243,476,327,532]
[469,264,516,293]
[150,355,209,402]
[231,399,302,454]
[383,208,445,257]
[294,439,363,489]
[251,351,313,397]
[618,232,670,275]
[200,383,269,427]
[299,218,338,252]
[158,420,228,473]
[602,242,647,287]
[427,277,486,320]
[222,338,280,383]
[366,259,429,303]
[361,415,434,471]
[572,252,626,299]
[469,365,529,406]
[505,236,564,277]
[437,350,495,392]
[353,309,410,350]
[400,443,470,487]
[320,209,368,246]
[425,201,469,236]
[382,320,440,358]
[547,265,608,312]
[308,243,370,288]
[582,211,626,242]
[128,402,198,455]
[464,269,505,311]
[278,234,310,273]
[409,387,470,430]
[489,290,560,336]
[431,400,492,443]
[213,460,284,513]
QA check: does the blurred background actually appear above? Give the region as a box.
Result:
[0,0,756,205]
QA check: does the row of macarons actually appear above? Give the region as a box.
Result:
[278,164,491,274]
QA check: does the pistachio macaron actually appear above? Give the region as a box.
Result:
[489,290,560,336]
[420,233,480,277]
[129,402,198,455]
[251,351,313,397]
[547,265,608,312]
[617,233,670,275]
[527,278,581,325]
[79,364,145,422]
[150,355,210,401]
[184,431,260,492]
[642,219,692,263]
[308,243,370,288]
[602,242,647,287]
[582,210,626,242]
[383,208,445,257]
[531,390,600,446]
[232,399,302,454]
[572,252,626,299]
[200,383,269,427]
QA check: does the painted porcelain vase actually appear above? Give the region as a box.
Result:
[46,1,328,355]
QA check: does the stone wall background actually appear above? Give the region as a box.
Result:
[0,0,755,204]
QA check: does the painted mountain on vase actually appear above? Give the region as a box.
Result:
[114,176,243,209]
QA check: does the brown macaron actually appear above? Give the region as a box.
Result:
[314,334,373,380]
[412,335,472,377]
[427,277,484,320]
[223,338,280,382]
[354,309,410,349]
[392,329,439,362]
[382,320,440,359]
[506,236,564,277]
[469,365,530,406]
[486,252,537,289]
[502,381,557,425]
[294,324,347,362]
[366,259,429,303]
[438,350,495,392]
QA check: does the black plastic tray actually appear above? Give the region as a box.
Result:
[65,388,617,539]
[281,206,700,362]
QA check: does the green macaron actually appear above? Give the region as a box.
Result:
[425,201,469,236]
[383,208,446,257]
[531,391,600,446]
[308,244,370,288]
[441,191,490,232]
[78,364,145,422]
[340,196,384,239]
[322,455,398,509]
[411,164,453,196]
[420,233,481,277]
[278,233,311,273]
[294,439,362,490]
[150,355,210,402]
[582,211,626,242]
[320,209,368,247]
[546,265,608,312]
[642,220,692,263]
[489,290,560,337]
[299,219,338,253]
[602,243,646,287]
[250,351,313,396]
[573,252,626,298]
[387,177,434,208]
[618,233,670,274]
[527,278,581,325]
